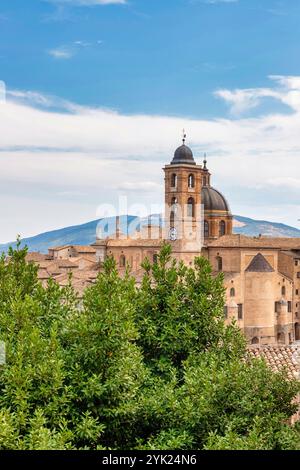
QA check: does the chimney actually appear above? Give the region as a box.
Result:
[147,216,152,240]
[159,215,163,240]
[116,215,120,240]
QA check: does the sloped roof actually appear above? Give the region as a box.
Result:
[75,246,96,253]
[26,252,48,262]
[248,345,300,380]
[208,234,300,249]
[245,253,274,272]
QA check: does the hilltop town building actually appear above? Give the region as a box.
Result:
[30,138,300,347]
[92,138,300,346]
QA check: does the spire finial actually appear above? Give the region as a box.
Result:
[203,152,207,170]
[182,129,186,145]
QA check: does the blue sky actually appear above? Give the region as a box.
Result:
[1,0,300,242]
[2,0,300,117]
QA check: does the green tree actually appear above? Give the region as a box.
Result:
[0,241,299,450]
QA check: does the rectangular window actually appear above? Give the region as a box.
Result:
[296,289,299,296]
[297,272,300,279]
[238,304,243,320]
[275,301,280,313]
[295,260,299,266]
[288,301,292,313]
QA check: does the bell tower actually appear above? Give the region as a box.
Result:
[164,134,204,262]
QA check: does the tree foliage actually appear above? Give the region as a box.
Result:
[0,241,299,450]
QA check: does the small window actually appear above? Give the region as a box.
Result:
[224,306,228,319]
[219,220,226,237]
[238,303,243,320]
[275,301,280,313]
[288,301,292,313]
[281,286,286,296]
[296,289,299,296]
[187,197,195,218]
[188,174,195,188]
[297,272,300,279]
[230,287,235,297]
[204,220,209,238]
[277,332,285,344]
[119,255,126,267]
[171,173,177,188]
[216,256,223,272]
[202,176,207,186]
[295,260,299,266]
[251,337,259,345]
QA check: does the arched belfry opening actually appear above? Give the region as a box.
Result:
[171,173,177,188]
[187,197,195,218]
[188,174,195,188]
[219,220,226,237]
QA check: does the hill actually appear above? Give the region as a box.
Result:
[1,214,300,254]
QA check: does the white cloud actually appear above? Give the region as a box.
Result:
[48,46,75,59]
[1,75,300,241]
[47,40,102,60]
[74,40,92,47]
[46,0,127,6]
[215,75,300,115]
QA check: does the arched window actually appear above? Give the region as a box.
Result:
[219,220,226,237]
[230,287,235,297]
[281,286,286,296]
[119,255,126,268]
[171,197,178,211]
[187,197,195,217]
[170,197,177,226]
[204,220,209,238]
[251,337,259,345]
[216,256,223,271]
[188,174,195,188]
[171,174,177,188]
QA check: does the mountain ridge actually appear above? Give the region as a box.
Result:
[1,214,300,254]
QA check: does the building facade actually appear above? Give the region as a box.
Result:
[90,139,300,346]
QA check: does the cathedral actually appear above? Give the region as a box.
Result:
[93,137,300,347]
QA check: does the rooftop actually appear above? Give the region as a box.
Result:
[248,345,300,380]
[208,234,300,250]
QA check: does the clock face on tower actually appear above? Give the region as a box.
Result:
[169,227,177,241]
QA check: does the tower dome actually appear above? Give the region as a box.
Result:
[171,144,195,165]
[171,132,196,165]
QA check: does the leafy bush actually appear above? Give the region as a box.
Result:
[0,241,299,449]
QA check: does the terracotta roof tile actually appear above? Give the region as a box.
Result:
[208,234,300,249]
[248,345,300,380]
